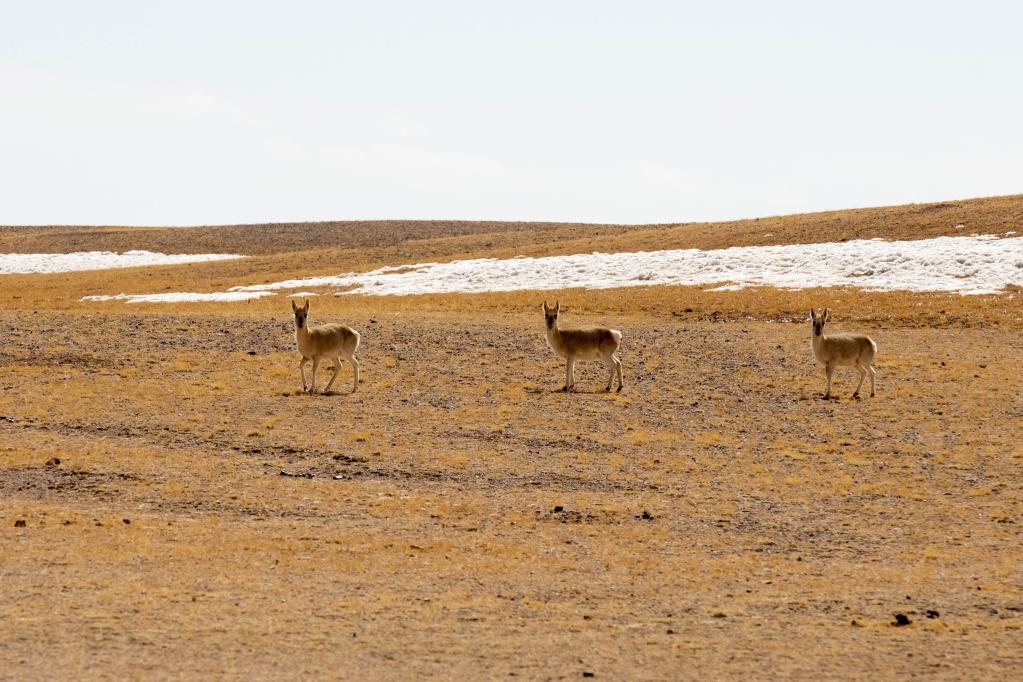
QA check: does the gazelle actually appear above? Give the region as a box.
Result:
[292,300,361,394]
[810,308,877,399]
[543,300,623,392]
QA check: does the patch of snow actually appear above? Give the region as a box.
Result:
[82,291,273,303]
[225,234,1023,297]
[1,250,242,274]
[287,291,319,297]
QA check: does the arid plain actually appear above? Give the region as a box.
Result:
[2,196,1022,679]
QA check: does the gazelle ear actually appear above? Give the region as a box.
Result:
[292,301,297,312]
[555,300,560,312]
[809,309,815,322]
[823,308,830,322]
[542,301,548,313]
[303,300,310,312]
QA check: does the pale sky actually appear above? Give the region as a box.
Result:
[1,1,1020,226]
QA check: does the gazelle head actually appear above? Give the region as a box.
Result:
[542,300,560,330]
[810,307,831,337]
[292,299,310,329]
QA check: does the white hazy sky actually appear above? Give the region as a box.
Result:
[1,1,1021,226]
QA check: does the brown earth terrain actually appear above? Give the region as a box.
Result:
[1,196,1022,679]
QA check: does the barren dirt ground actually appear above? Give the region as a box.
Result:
[2,199,1022,680]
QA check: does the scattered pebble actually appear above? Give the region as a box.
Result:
[45,457,61,466]
[553,505,564,513]
[14,519,26,527]
[893,613,911,626]
[926,610,940,619]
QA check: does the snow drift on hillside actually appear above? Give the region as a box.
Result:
[81,291,272,303]
[0,250,242,274]
[231,234,1023,297]
[78,234,1023,302]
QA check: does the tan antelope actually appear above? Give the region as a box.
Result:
[543,300,623,392]
[292,300,361,394]
[810,308,877,399]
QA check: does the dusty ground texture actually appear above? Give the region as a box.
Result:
[2,197,1022,680]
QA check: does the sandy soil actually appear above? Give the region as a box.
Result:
[1,198,1022,679]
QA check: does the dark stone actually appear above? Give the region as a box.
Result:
[14,519,26,527]
[582,673,595,678]
[123,519,131,524]
[926,610,939,619]
[45,457,61,466]
[553,506,564,513]
[247,350,257,355]
[893,613,911,626]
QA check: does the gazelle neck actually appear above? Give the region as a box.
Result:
[812,329,827,357]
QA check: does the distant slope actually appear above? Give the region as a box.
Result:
[1,194,1020,256]
[0,219,640,256]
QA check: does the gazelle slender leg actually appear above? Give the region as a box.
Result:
[867,363,876,397]
[299,357,309,392]
[562,358,573,391]
[615,356,624,392]
[310,358,320,394]
[324,357,342,393]
[824,362,835,399]
[853,363,866,398]
[350,355,360,393]
[568,358,576,390]
[605,356,616,392]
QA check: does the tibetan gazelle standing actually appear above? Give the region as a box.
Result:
[543,300,623,392]
[292,300,361,394]
[810,308,877,399]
